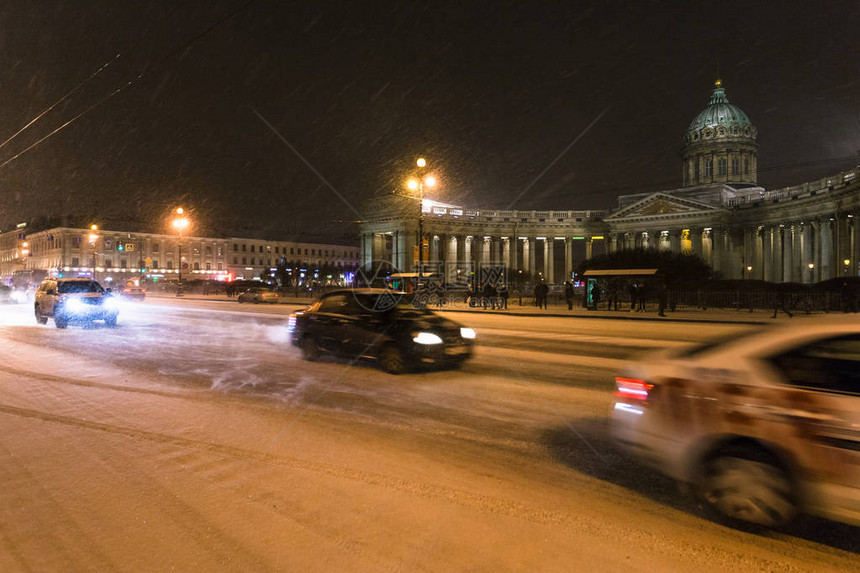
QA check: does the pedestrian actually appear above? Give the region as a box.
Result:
[533,283,541,308]
[482,282,494,310]
[538,281,549,309]
[771,284,793,318]
[637,282,646,311]
[499,285,509,309]
[628,282,638,311]
[564,281,574,310]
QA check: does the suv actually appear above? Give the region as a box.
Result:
[34,278,120,328]
[289,289,476,374]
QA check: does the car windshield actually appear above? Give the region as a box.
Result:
[58,281,104,294]
[673,326,767,358]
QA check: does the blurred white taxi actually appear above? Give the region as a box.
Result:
[611,315,859,528]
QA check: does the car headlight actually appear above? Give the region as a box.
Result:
[412,332,443,345]
[287,315,297,333]
[460,327,476,339]
[64,298,87,313]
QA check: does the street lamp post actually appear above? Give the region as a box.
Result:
[844,259,852,276]
[808,262,815,283]
[88,225,99,281]
[407,158,436,279]
[172,208,189,296]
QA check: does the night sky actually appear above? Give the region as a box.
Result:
[1,1,858,241]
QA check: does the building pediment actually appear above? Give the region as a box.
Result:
[606,192,724,222]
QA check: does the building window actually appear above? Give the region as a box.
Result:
[152,260,159,268]
[205,246,212,254]
[704,159,712,177]
[206,262,211,270]
[217,246,223,256]
[250,245,255,252]
[194,262,200,270]
[290,248,294,254]
[717,158,727,176]
[744,158,750,175]
[242,257,247,264]
[304,249,308,255]
[250,257,255,265]
[694,160,700,181]
[153,243,160,252]
[731,157,739,175]
[121,259,127,268]
[275,247,280,254]
[234,244,239,251]
[233,256,238,264]
[311,249,316,255]
[217,263,222,270]
[167,261,173,269]
[242,244,247,252]
[72,257,79,266]
[105,258,112,268]
[259,245,263,253]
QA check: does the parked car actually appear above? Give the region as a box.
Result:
[289,288,476,374]
[237,288,279,303]
[611,316,860,528]
[34,278,120,328]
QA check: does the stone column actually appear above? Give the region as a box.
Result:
[482,236,491,265]
[801,224,813,283]
[585,236,593,259]
[544,238,555,283]
[564,238,573,283]
[710,227,722,275]
[820,218,833,280]
[464,236,473,273]
[502,238,511,271]
[691,228,703,258]
[668,230,680,253]
[528,237,537,277]
[772,226,783,282]
[509,237,519,271]
[782,225,794,283]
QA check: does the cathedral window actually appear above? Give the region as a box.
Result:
[717,158,727,176]
[731,157,739,175]
[704,159,712,177]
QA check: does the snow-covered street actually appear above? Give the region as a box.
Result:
[0,298,856,572]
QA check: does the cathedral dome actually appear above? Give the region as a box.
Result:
[685,79,756,139]
[681,80,758,187]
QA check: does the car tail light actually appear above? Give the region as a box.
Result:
[615,377,654,401]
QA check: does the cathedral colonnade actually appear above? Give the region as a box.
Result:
[360,227,609,284]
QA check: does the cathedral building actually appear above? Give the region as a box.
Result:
[360,80,859,284]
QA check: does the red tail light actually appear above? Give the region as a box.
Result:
[615,377,654,401]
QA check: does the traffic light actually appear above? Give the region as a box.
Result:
[117,243,125,252]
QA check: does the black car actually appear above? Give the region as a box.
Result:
[289,289,476,374]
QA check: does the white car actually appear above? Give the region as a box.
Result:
[611,315,859,528]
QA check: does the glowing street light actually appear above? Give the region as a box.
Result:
[844,258,852,275]
[406,158,437,278]
[89,224,100,279]
[172,208,190,295]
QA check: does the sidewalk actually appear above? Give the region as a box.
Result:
[146,291,806,324]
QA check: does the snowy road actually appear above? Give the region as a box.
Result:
[0,299,857,572]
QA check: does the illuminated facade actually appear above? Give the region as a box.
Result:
[360,81,860,283]
[0,225,359,284]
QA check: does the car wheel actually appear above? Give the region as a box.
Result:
[35,305,48,325]
[105,315,118,327]
[54,314,68,329]
[697,446,796,528]
[379,345,406,375]
[301,336,321,361]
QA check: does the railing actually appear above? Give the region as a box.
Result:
[726,166,859,208]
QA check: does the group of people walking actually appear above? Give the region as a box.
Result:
[468,283,509,310]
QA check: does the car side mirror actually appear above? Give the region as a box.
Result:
[106,288,113,293]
